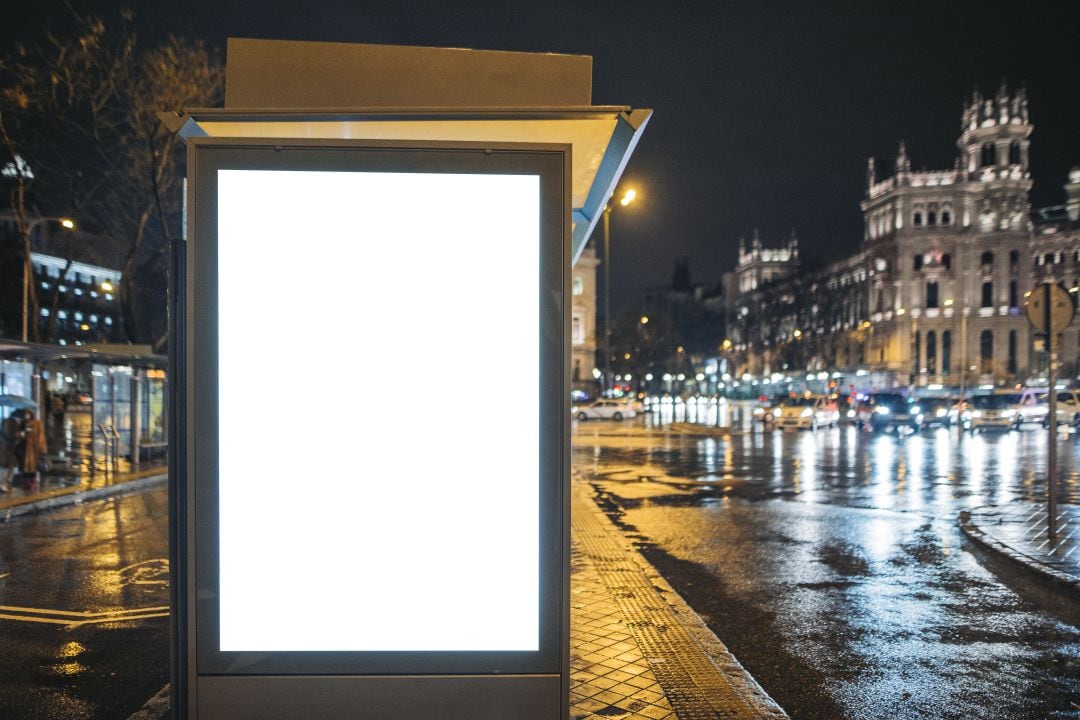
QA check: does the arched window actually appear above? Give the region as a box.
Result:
[982,144,996,167]
[926,331,937,374]
[941,209,952,225]
[927,209,937,226]
[912,331,921,376]
[1007,330,1018,375]
[942,331,951,375]
[926,281,939,308]
[981,281,993,308]
[980,330,994,372]
[914,254,924,271]
[913,211,923,227]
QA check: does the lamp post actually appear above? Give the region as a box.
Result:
[602,188,636,396]
[21,216,76,343]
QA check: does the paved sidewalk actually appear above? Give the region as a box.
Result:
[0,463,167,521]
[960,500,1080,596]
[126,483,787,719]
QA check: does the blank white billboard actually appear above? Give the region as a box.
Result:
[216,169,540,652]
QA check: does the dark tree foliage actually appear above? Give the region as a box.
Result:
[0,9,223,346]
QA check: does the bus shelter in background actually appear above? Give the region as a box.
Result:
[166,39,650,720]
[0,341,167,476]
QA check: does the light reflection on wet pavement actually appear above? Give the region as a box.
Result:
[574,407,1080,719]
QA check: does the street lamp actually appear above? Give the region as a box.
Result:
[21,216,77,343]
[602,187,637,396]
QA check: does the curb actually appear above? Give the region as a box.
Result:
[0,473,168,522]
[575,483,789,718]
[958,510,1080,598]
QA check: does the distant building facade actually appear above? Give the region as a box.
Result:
[725,85,1080,390]
[571,242,599,393]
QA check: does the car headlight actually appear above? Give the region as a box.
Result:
[801,408,813,417]
[911,405,921,415]
[754,407,764,415]
[971,410,982,418]
[936,408,947,417]
[1002,409,1016,418]
[846,409,855,418]
[774,408,782,417]
[874,406,890,415]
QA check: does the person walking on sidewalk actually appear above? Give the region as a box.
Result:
[0,411,19,492]
[20,410,47,493]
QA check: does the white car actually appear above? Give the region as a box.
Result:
[994,388,1048,428]
[774,396,840,430]
[574,400,636,421]
[1052,390,1080,427]
[965,394,1016,431]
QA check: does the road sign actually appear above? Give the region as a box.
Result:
[1025,283,1075,334]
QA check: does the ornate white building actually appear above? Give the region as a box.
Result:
[725,84,1080,390]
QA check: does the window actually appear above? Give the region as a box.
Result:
[942,253,951,270]
[572,276,584,296]
[927,210,937,226]
[572,315,584,344]
[926,281,939,308]
[981,281,993,308]
[1009,142,1021,165]
[914,254,924,271]
[942,331,951,375]
[1008,330,1017,375]
[1045,253,1056,265]
[1009,280,1018,308]
[982,144,996,167]
[941,209,952,225]
[875,288,884,312]
[912,331,921,375]
[980,330,993,372]
[981,251,994,266]
[1010,250,1020,266]
[573,358,581,381]
[913,211,923,227]
[926,331,937,374]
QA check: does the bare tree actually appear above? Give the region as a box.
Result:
[0,11,223,345]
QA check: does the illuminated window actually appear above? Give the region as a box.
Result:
[104,317,113,326]
[572,276,584,296]
[57,310,68,320]
[74,312,83,321]
[572,315,584,344]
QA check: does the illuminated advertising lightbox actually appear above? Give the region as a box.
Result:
[179,140,569,712]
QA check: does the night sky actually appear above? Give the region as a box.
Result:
[4,1,1080,314]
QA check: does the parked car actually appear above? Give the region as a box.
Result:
[965,394,1016,432]
[752,398,784,425]
[856,392,923,432]
[918,396,955,429]
[574,400,636,421]
[774,395,840,430]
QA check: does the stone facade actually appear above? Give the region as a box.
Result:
[571,242,599,392]
[725,85,1080,390]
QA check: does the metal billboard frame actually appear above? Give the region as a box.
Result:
[170,138,571,718]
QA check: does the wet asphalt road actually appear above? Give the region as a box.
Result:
[0,487,169,720]
[574,408,1080,720]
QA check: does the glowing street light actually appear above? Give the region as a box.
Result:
[602,187,639,395]
[21,216,77,342]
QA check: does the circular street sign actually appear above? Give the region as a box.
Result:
[1025,283,1076,334]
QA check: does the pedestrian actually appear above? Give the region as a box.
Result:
[0,410,19,493]
[20,409,47,492]
[50,393,66,434]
